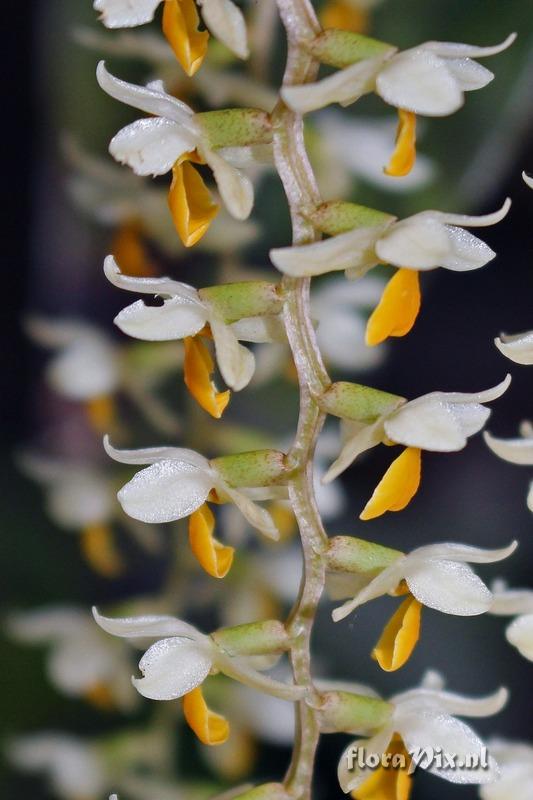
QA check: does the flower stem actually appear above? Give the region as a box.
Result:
[273,1,332,796]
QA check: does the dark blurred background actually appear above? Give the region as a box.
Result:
[2,1,533,798]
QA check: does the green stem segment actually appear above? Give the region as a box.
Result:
[273,1,332,797]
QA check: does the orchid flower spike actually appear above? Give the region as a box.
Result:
[337,677,507,794]
[93,609,303,745]
[489,580,533,661]
[96,62,256,246]
[480,739,533,800]
[484,423,533,511]
[331,540,517,671]
[103,437,284,579]
[104,256,282,417]
[324,375,511,519]
[93,0,249,76]
[271,199,510,345]
[283,34,515,176]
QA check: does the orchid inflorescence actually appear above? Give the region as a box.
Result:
[9,1,533,800]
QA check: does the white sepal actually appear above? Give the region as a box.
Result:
[114,297,207,341]
[484,430,533,465]
[93,0,162,28]
[109,117,193,177]
[338,726,394,792]
[505,614,533,661]
[210,313,256,390]
[204,149,254,220]
[377,48,464,115]
[93,608,203,640]
[104,436,209,468]
[133,636,214,700]
[282,57,389,114]
[322,419,385,484]
[199,0,249,59]
[495,331,533,365]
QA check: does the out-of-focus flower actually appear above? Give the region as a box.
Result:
[93,0,248,75]
[104,256,283,415]
[315,111,435,193]
[97,63,264,246]
[337,679,507,794]
[312,276,387,372]
[26,317,120,431]
[479,739,533,800]
[331,540,516,670]
[324,376,511,519]
[94,609,302,745]
[7,607,136,711]
[7,734,108,800]
[485,423,533,511]
[18,452,125,577]
[489,579,533,661]
[319,0,384,34]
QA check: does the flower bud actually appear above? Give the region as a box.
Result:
[307,201,394,236]
[212,620,289,656]
[211,449,289,488]
[327,536,403,574]
[199,282,282,323]
[318,690,393,734]
[319,382,404,422]
[305,30,396,69]
[196,109,273,149]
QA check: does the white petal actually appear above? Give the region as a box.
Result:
[270,226,385,278]
[323,419,386,484]
[405,559,492,615]
[375,215,453,270]
[104,255,201,300]
[444,58,494,91]
[93,0,161,27]
[523,171,533,189]
[204,149,254,220]
[495,331,533,365]
[103,436,209,468]
[210,313,255,390]
[114,297,207,341]
[133,637,213,699]
[96,61,195,123]
[506,614,533,660]
[397,709,499,783]
[385,396,469,451]
[117,460,213,523]
[109,118,193,177]
[484,431,533,465]
[199,0,249,59]
[422,34,517,60]
[338,727,395,793]
[222,484,279,540]
[377,49,463,116]
[408,540,517,565]
[93,608,203,640]
[433,198,511,228]
[394,686,508,718]
[282,57,388,113]
[438,225,496,271]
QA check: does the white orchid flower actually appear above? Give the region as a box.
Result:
[93,609,304,704]
[282,35,516,117]
[26,316,120,401]
[93,0,248,74]
[338,680,507,793]
[7,607,136,711]
[480,739,533,800]
[7,734,108,800]
[103,436,280,539]
[270,199,510,279]
[484,423,533,511]
[332,539,517,621]
[489,580,533,661]
[96,62,254,237]
[324,376,511,520]
[104,255,280,393]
